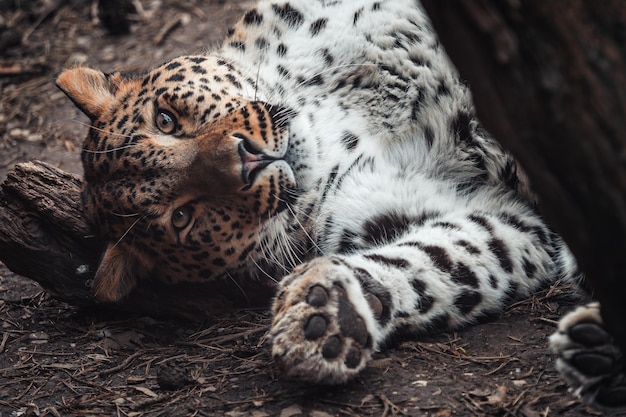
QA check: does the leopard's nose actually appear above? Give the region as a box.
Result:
[236,134,278,187]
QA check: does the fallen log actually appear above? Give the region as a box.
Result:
[0,161,274,318]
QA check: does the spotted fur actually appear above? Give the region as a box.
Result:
[57,0,579,384]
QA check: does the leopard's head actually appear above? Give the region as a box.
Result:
[57,55,298,302]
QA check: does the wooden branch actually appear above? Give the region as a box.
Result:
[0,161,101,303]
[0,161,274,319]
[422,0,626,353]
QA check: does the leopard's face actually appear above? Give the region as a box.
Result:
[57,56,298,302]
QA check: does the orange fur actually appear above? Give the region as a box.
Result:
[92,243,152,302]
[56,67,118,119]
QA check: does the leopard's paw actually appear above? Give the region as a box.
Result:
[550,302,626,409]
[270,258,379,384]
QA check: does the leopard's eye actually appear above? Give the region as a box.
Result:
[172,205,192,230]
[156,109,178,134]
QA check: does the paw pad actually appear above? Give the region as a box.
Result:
[597,384,626,408]
[345,345,362,369]
[572,352,616,376]
[322,335,342,359]
[304,315,327,340]
[307,285,328,307]
[337,287,370,347]
[569,322,612,346]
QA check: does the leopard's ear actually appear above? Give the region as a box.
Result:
[93,243,147,302]
[56,67,122,120]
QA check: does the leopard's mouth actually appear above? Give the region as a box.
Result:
[237,137,281,188]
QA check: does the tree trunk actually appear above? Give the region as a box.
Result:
[0,161,274,319]
[421,0,626,355]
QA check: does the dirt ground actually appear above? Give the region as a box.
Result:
[0,1,609,416]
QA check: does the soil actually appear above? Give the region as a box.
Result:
[0,1,607,416]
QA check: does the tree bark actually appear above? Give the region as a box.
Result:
[422,0,626,355]
[0,161,274,319]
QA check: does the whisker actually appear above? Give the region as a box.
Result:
[225,271,250,304]
[285,202,325,257]
[250,257,279,283]
[110,214,146,250]
[71,119,135,139]
[82,144,139,154]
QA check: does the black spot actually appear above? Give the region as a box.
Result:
[309,18,328,36]
[353,8,363,26]
[243,8,263,25]
[191,65,207,74]
[276,65,290,78]
[522,257,537,279]
[454,239,481,255]
[212,258,226,267]
[532,226,550,246]
[255,37,268,50]
[229,41,245,51]
[468,214,494,232]
[451,111,473,143]
[165,62,182,71]
[411,279,434,314]
[340,131,359,150]
[237,242,256,262]
[372,2,381,10]
[454,290,482,315]
[451,263,479,288]
[271,3,304,28]
[298,74,324,86]
[165,74,184,82]
[277,43,287,56]
[489,274,499,289]
[319,164,340,206]
[187,57,206,64]
[319,48,334,65]
[225,73,242,89]
[499,212,532,232]
[488,238,514,273]
[191,252,210,261]
[497,157,519,190]
[364,254,409,269]
[503,281,519,303]
[428,312,449,331]
[435,80,451,100]
[338,229,360,254]
[362,213,411,244]
[432,221,460,230]
[116,114,128,130]
[424,126,434,149]
[420,245,453,273]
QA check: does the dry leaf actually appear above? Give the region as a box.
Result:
[133,386,158,398]
[280,405,303,417]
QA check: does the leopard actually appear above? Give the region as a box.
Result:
[56,0,581,385]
